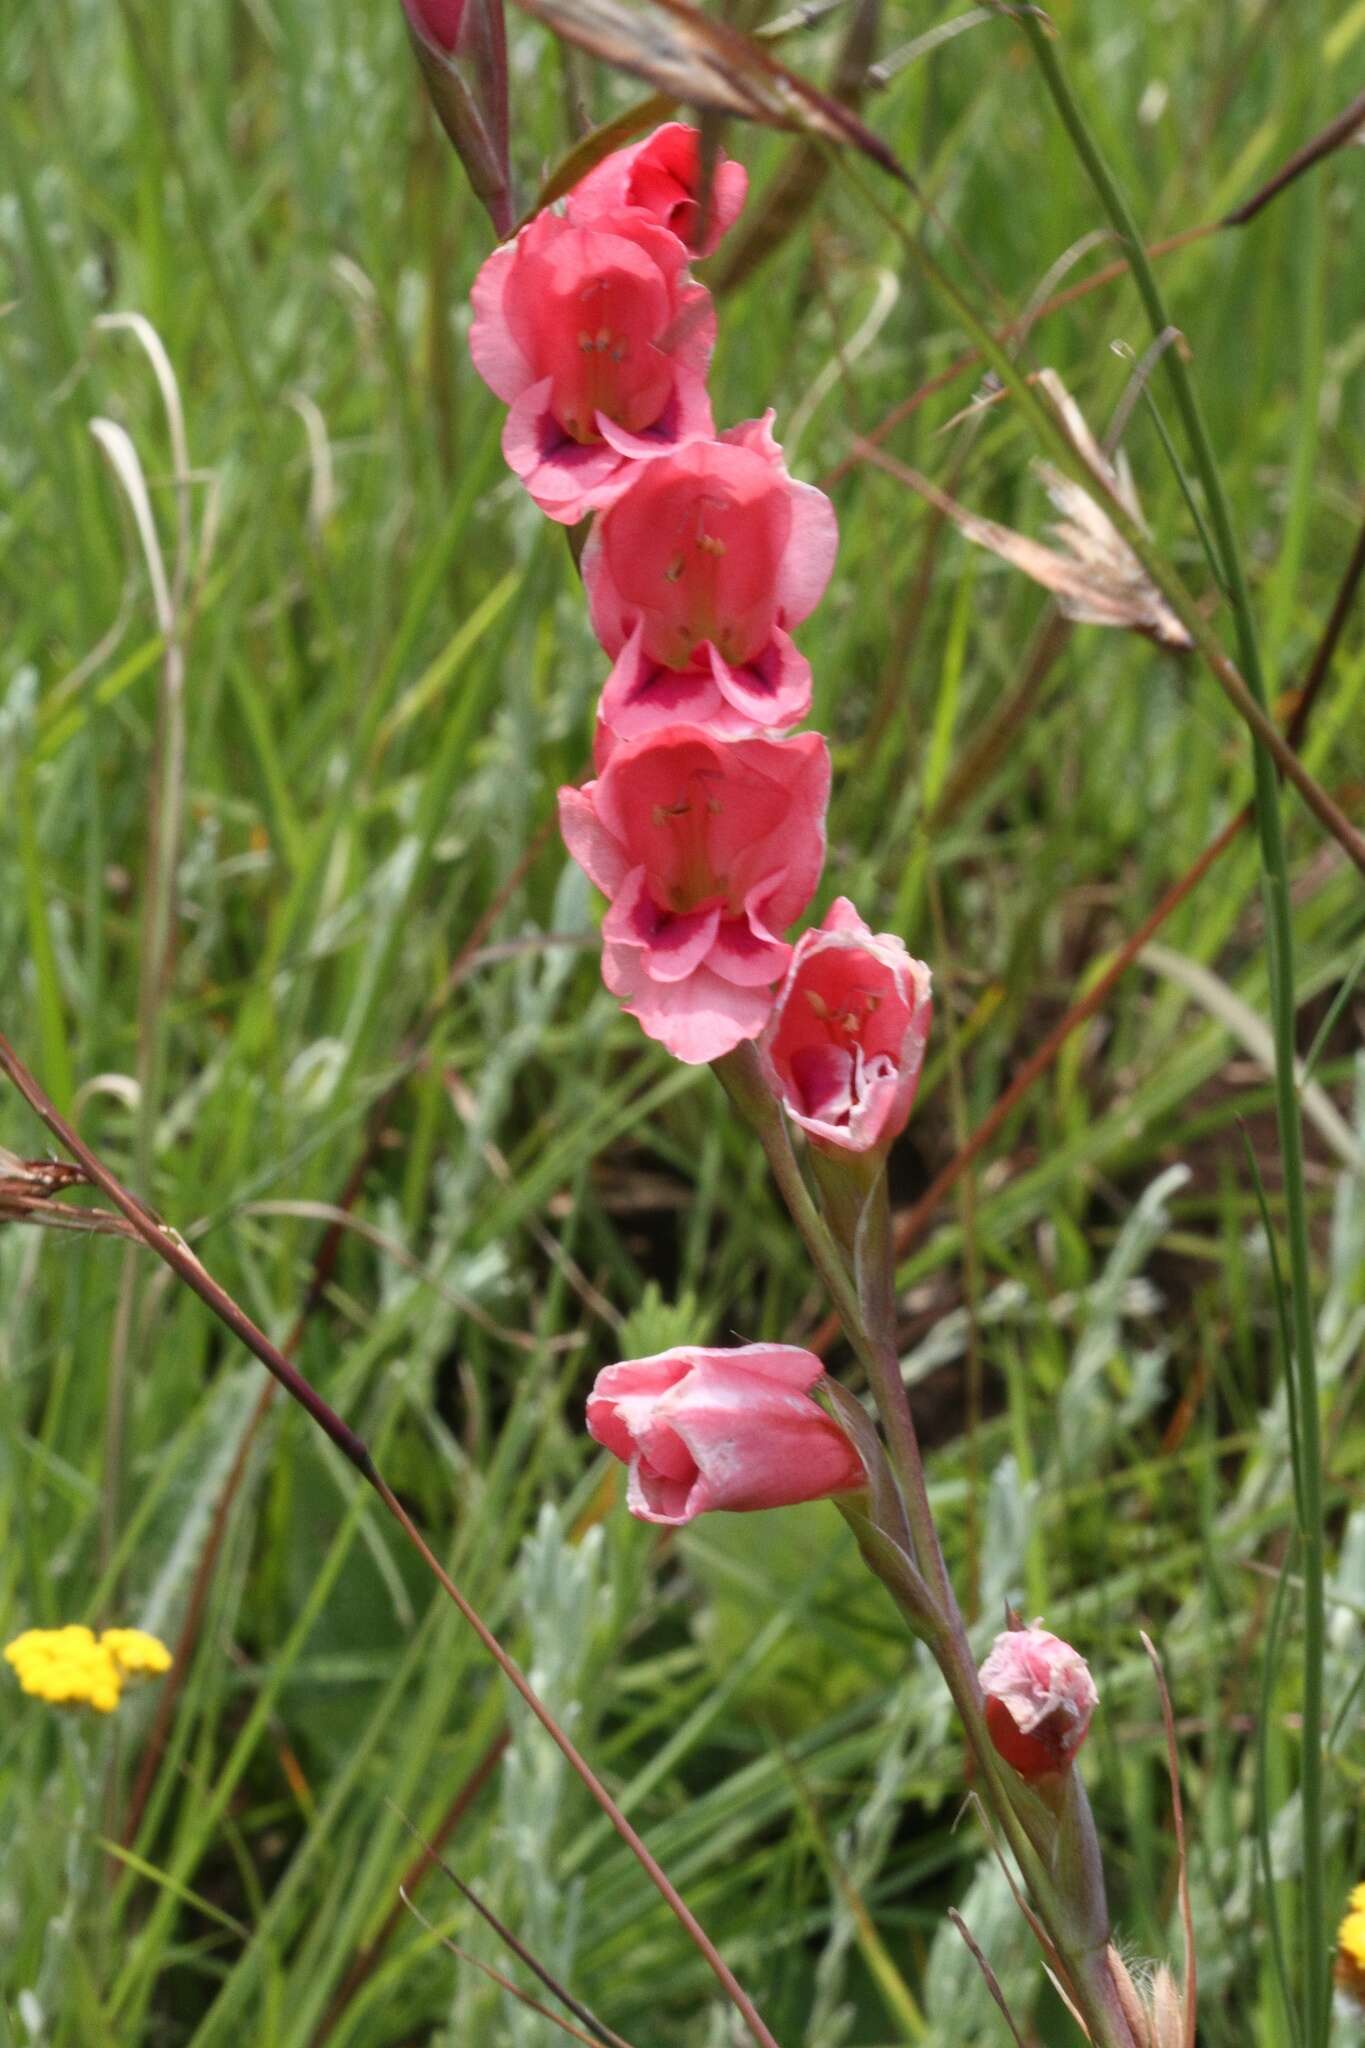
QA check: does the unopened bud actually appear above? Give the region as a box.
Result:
[979,1621,1097,1780]
[401,0,467,51]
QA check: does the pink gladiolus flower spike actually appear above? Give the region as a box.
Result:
[979,1623,1099,1780]
[566,122,748,259]
[759,899,932,1154]
[469,209,715,524]
[558,724,830,1064]
[587,1344,865,1525]
[582,413,838,760]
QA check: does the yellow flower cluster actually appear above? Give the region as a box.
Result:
[1337,1884,1365,2007]
[3,1625,172,1714]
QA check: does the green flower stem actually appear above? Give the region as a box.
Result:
[847,1167,961,1639]
[715,1048,1135,2048]
[1011,21,1329,2040]
[714,1048,948,1612]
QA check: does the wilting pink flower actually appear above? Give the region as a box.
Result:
[558,725,830,1064]
[587,1344,864,1524]
[758,899,931,1154]
[582,413,838,759]
[401,0,469,51]
[566,122,748,258]
[469,209,715,524]
[979,1624,1098,1779]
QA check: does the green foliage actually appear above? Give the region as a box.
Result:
[1,0,1363,2042]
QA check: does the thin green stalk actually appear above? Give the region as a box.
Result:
[852,1174,962,1638]
[713,1049,1135,2048]
[1012,23,1329,2042]
[714,1048,948,1611]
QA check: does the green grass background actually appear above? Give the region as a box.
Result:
[2,0,1364,2041]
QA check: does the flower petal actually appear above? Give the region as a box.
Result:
[557,784,630,897]
[469,238,532,402]
[602,869,722,983]
[706,631,812,732]
[594,365,714,460]
[602,947,774,1063]
[777,477,839,625]
[503,378,627,524]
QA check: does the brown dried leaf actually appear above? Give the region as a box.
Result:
[948,1910,1030,2048]
[505,0,908,181]
[0,1146,90,1196]
[0,1148,148,1240]
[1151,1965,1185,2048]
[860,370,1194,650]
[0,1190,144,1241]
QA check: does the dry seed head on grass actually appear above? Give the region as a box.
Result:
[1108,1951,1188,2048]
[863,367,1194,650]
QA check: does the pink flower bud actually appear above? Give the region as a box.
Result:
[401,0,468,52]
[587,1344,864,1525]
[567,123,748,258]
[582,413,837,757]
[758,899,931,1154]
[469,209,715,524]
[558,724,830,1064]
[979,1624,1098,1780]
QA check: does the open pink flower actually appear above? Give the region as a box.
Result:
[979,1624,1098,1780]
[583,414,837,758]
[566,122,748,258]
[558,724,830,1064]
[759,899,931,1154]
[587,1344,864,1524]
[469,209,715,524]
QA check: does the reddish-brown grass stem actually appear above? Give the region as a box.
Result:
[118,820,557,1848]
[311,1728,511,2047]
[0,1035,781,2048]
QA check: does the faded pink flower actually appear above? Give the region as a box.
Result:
[582,413,838,760]
[558,724,830,1064]
[979,1623,1098,1780]
[566,122,748,258]
[469,209,715,524]
[587,1344,864,1524]
[758,899,931,1154]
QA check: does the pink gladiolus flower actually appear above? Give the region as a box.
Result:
[582,413,838,759]
[566,122,748,258]
[469,209,715,524]
[758,899,931,1154]
[558,724,830,1064]
[587,1344,864,1524]
[979,1623,1098,1780]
